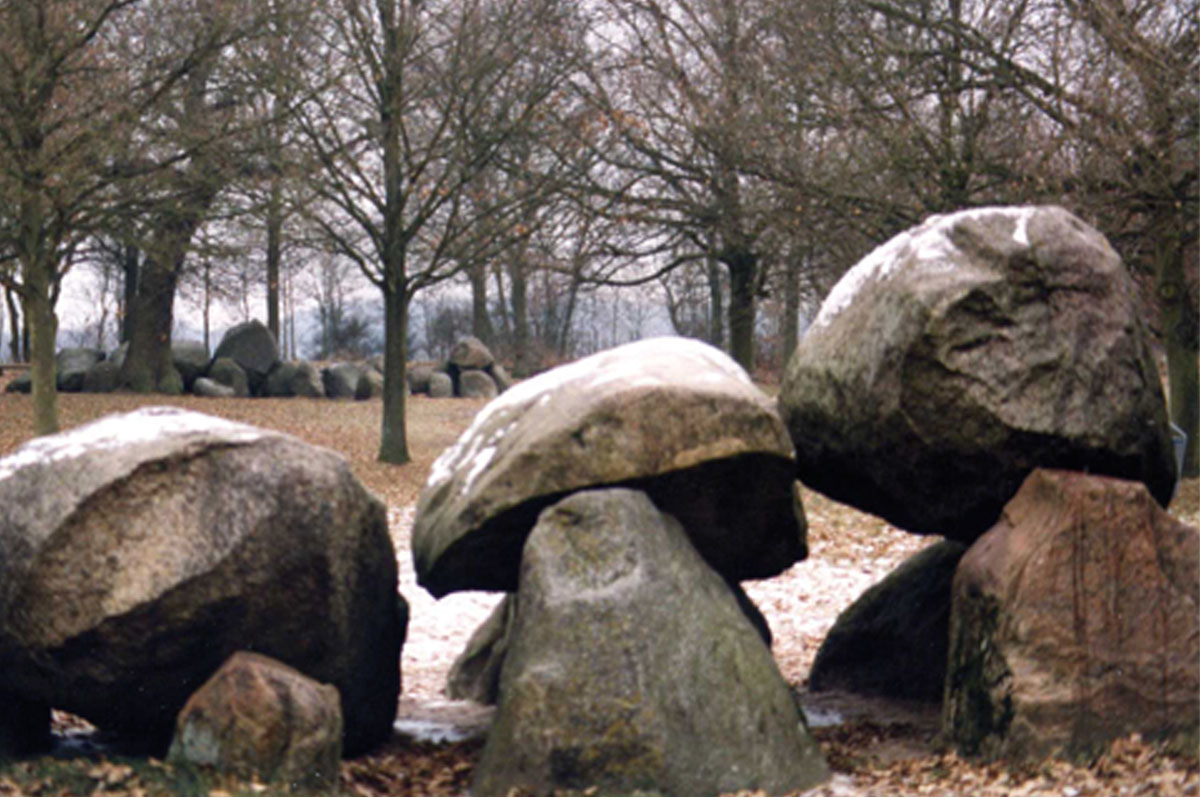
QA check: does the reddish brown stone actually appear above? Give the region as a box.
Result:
[945,469,1199,761]
[168,652,343,790]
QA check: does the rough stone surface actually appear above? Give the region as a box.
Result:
[446,594,517,705]
[0,407,404,756]
[323,362,365,400]
[487,362,513,392]
[356,368,384,400]
[263,362,300,397]
[472,489,828,797]
[412,336,805,597]
[944,469,1199,762]
[157,365,184,396]
[427,371,454,399]
[213,320,279,395]
[810,540,966,702]
[780,206,1175,540]
[82,361,120,394]
[407,363,436,395]
[449,578,773,709]
[4,372,31,394]
[449,336,495,370]
[194,376,237,398]
[172,341,210,391]
[458,369,498,400]
[168,652,342,790]
[56,347,104,392]
[208,357,249,397]
[290,362,326,399]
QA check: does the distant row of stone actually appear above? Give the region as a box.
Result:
[3,322,510,402]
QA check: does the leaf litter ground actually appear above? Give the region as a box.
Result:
[0,387,1196,796]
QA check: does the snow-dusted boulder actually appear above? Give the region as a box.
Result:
[412,337,805,597]
[780,206,1175,540]
[0,408,404,756]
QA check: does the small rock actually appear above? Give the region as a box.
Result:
[168,652,342,790]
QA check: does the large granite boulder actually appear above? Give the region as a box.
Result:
[82,360,120,394]
[780,206,1176,540]
[944,469,1199,762]
[449,336,494,370]
[212,320,279,395]
[4,371,31,394]
[809,540,967,702]
[0,408,404,756]
[355,368,384,400]
[56,347,104,392]
[290,362,326,399]
[168,652,342,790]
[207,357,249,397]
[449,576,773,708]
[427,371,454,399]
[412,336,806,596]
[263,361,300,397]
[407,362,437,395]
[172,341,210,391]
[323,361,365,400]
[472,488,828,797]
[266,361,325,399]
[457,369,498,399]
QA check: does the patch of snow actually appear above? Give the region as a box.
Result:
[461,445,496,494]
[422,337,752,490]
[803,705,845,728]
[812,206,1041,331]
[393,717,481,744]
[0,406,263,483]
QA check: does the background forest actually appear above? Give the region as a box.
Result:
[0,0,1195,469]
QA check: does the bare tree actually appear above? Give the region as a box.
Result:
[0,1,146,432]
[299,0,581,463]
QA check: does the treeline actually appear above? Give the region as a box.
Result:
[0,0,1195,469]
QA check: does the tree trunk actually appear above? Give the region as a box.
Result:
[510,256,531,376]
[379,283,411,465]
[120,257,178,393]
[1158,249,1199,477]
[708,256,725,350]
[25,273,59,436]
[121,243,139,344]
[725,249,757,372]
[203,259,212,353]
[266,180,283,343]
[470,262,493,345]
[492,264,511,344]
[782,257,801,363]
[4,287,20,362]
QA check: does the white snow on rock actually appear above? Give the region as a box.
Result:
[0,406,265,483]
[424,336,756,490]
[812,206,1041,331]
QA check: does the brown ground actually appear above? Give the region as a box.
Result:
[0,386,1196,796]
